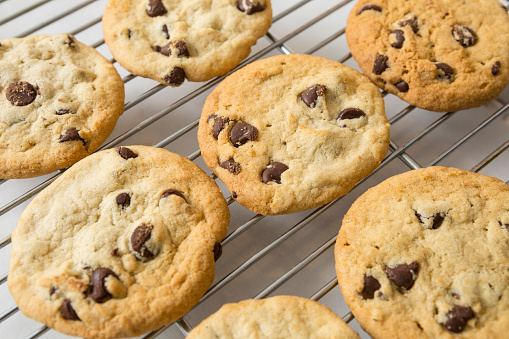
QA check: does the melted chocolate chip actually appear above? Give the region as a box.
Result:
[56,109,73,115]
[58,128,84,143]
[498,221,509,231]
[261,162,288,184]
[127,29,132,39]
[116,193,131,209]
[452,25,478,47]
[111,248,119,256]
[374,54,389,75]
[358,4,382,15]
[237,0,266,15]
[155,40,189,57]
[386,262,419,291]
[50,286,57,296]
[395,80,409,92]
[6,81,37,106]
[359,275,381,299]
[443,305,475,333]
[435,63,454,81]
[230,121,258,147]
[208,115,231,139]
[492,61,501,75]
[162,24,170,39]
[416,212,445,229]
[146,0,167,17]
[161,189,186,200]
[65,35,76,48]
[60,299,80,321]
[213,242,222,261]
[116,146,138,159]
[164,67,185,86]
[398,15,419,33]
[90,268,117,303]
[300,84,327,108]
[338,108,366,120]
[220,158,241,174]
[232,191,237,199]
[390,30,405,49]
[131,223,155,260]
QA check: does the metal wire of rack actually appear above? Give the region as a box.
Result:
[1,1,509,338]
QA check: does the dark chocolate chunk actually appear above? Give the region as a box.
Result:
[60,299,80,321]
[6,81,37,106]
[395,80,409,92]
[230,121,258,147]
[220,158,241,174]
[338,108,366,120]
[116,146,138,159]
[452,25,478,47]
[373,54,389,75]
[155,40,189,57]
[161,189,186,200]
[146,0,167,17]
[492,61,501,75]
[56,109,73,115]
[232,191,237,199]
[390,30,405,49]
[164,67,185,86]
[261,162,288,184]
[58,128,84,143]
[443,305,475,333]
[207,115,230,139]
[213,242,222,261]
[237,0,266,15]
[359,275,381,299]
[358,4,382,15]
[90,268,117,303]
[300,84,327,108]
[162,24,170,39]
[386,262,419,291]
[398,15,419,33]
[65,35,76,48]
[116,193,131,209]
[416,212,445,229]
[435,63,454,81]
[131,223,155,260]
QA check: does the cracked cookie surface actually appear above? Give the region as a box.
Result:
[0,33,124,178]
[198,54,390,215]
[346,0,509,112]
[8,146,230,338]
[102,0,272,86]
[335,166,509,338]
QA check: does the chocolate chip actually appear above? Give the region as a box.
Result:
[5,81,37,106]
[111,248,119,256]
[386,262,419,291]
[338,108,366,120]
[131,223,155,260]
[164,67,185,86]
[435,63,454,81]
[416,212,445,229]
[161,189,186,200]
[261,162,288,184]
[499,221,509,231]
[162,24,169,39]
[358,4,382,15]
[398,14,419,33]
[65,35,76,48]
[58,128,84,143]
[395,80,409,92]
[300,84,327,108]
[155,40,189,57]
[56,109,73,115]
[230,121,258,147]
[116,193,131,209]
[60,299,80,321]
[213,242,222,261]
[390,30,405,49]
[452,292,460,299]
[237,0,266,15]
[146,0,167,17]
[359,275,381,299]
[116,146,138,159]
[220,158,241,174]
[373,54,389,75]
[232,191,237,198]
[492,61,501,75]
[208,115,230,139]
[90,268,117,303]
[443,305,475,333]
[127,29,132,39]
[50,286,57,296]
[452,25,478,47]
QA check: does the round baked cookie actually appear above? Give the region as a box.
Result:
[198,54,390,215]
[186,295,360,339]
[335,166,509,338]
[0,33,124,179]
[346,0,509,112]
[8,146,230,338]
[102,0,272,86]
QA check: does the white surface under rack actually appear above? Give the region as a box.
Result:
[1,1,509,338]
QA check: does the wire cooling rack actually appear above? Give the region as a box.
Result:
[1,1,509,338]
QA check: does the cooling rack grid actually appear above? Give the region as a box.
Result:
[0,1,509,338]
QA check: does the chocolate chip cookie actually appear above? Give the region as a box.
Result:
[8,146,230,338]
[198,54,390,215]
[346,0,509,112]
[335,166,509,338]
[102,0,272,86]
[0,34,124,179]
[186,295,360,338]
